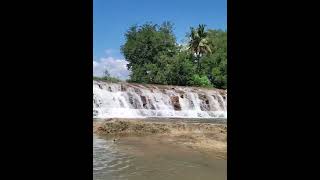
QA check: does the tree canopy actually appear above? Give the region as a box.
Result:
[121,22,227,89]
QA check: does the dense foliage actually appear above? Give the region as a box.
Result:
[121,22,227,89]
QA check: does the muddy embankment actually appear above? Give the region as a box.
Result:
[93,118,227,158]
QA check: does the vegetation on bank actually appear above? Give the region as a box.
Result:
[121,22,227,89]
[93,76,122,83]
[93,70,122,83]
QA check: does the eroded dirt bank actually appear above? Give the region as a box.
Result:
[93,118,227,159]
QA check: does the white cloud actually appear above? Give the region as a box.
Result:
[93,56,130,80]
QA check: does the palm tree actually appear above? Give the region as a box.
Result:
[188,24,212,72]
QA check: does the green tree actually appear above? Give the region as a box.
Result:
[200,29,227,89]
[188,24,212,72]
[167,52,195,86]
[121,22,178,84]
[121,22,227,89]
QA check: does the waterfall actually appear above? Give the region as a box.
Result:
[93,80,227,119]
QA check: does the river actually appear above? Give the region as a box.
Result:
[93,133,227,180]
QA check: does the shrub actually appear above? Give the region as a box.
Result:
[187,74,212,87]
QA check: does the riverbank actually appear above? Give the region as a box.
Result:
[93,118,227,159]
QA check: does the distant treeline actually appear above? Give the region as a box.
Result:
[93,74,122,83]
[95,22,227,89]
[121,22,227,89]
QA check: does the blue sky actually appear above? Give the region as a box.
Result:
[93,0,226,79]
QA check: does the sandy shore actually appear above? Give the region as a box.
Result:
[93,118,227,159]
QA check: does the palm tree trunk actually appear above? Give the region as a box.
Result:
[199,55,202,73]
[197,54,201,74]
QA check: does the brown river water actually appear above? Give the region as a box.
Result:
[93,133,227,180]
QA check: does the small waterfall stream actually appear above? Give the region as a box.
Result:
[93,80,227,119]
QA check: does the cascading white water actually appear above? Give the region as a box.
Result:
[93,80,227,119]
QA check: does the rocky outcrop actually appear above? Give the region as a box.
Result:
[140,96,147,108]
[120,84,126,91]
[128,93,142,109]
[171,96,181,111]
[198,94,210,111]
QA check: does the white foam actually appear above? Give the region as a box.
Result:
[93,81,227,119]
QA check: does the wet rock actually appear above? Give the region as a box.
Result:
[120,84,126,91]
[128,93,134,105]
[198,94,207,100]
[205,100,209,104]
[200,103,210,111]
[198,94,210,111]
[128,96,142,109]
[134,87,142,95]
[93,95,102,108]
[93,110,99,117]
[171,96,181,111]
[148,98,156,110]
[140,96,147,108]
